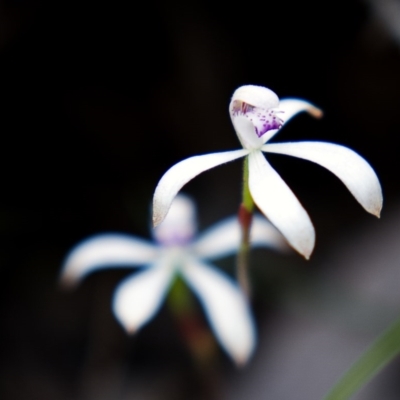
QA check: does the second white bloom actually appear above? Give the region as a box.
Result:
[61,195,287,365]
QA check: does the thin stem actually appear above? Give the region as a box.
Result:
[168,276,220,399]
[237,156,254,297]
[242,156,254,213]
[168,276,217,367]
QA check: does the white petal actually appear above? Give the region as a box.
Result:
[192,215,288,259]
[60,234,159,287]
[279,98,323,125]
[192,217,241,259]
[181,258,256,366]
[262,141,383,217]
[231,115,265,150]
[153,194,197,246]
[153,149,249,227]
[230,85,280,110]
[262,98,323,143]
[112,260,174,333]
[248,151,315,258]
[250,214,290,251]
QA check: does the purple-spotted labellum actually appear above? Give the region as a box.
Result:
[153,85,383,259]
[60,194,288,366]
[230,100,283,138]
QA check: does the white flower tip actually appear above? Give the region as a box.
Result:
[360,182,383,218]
[59,272,79,289]
[58,263,83,289]
[114,308,141,336]
[370,194,383,218]
[233,352,251,368]
[365,196,382,218]
[372,205,382,219]
[152,204,167,228]
[308,105,323,119]
[292,240,313,259]
[294,238,314,260]
[152,213,162,228]
[115,312,139,334]
[124,324,138,335]
[291,218,315,260]
[278,99,323,128]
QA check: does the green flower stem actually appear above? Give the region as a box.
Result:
[168,276,217,367]
[323,315,400,400]
[237,156,255,297]
[242,156,254,214]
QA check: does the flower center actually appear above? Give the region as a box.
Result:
[231,100,283,138]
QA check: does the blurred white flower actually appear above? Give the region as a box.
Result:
[153,85,383,259]
[60,194,287,366]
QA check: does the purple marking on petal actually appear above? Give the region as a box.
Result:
[156,232,194,247]
[247,107,282,137]
[231,100,283,138]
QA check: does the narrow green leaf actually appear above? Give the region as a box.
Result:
[323,315,400,400]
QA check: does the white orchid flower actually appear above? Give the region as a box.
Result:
[153,85,383,259]
[60,194,288,366]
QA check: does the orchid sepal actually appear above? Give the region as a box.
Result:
[153,149,250,227]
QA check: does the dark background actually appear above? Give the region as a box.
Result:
[0,0,399,399]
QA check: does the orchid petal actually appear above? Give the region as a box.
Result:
[232,115,265,150]
[181,258,255,366]
[60,234,159,287]
[230,85,280,111]
[112,260,174,333]
[153,194,197,246]
[250,214,290,251]
[262,141,383,217]
[153,149,249,227]
[191,216,240,259]
[279,98,323,125]
[262,98,323,143]
[192,215,288,260]
[248,151,315,258]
